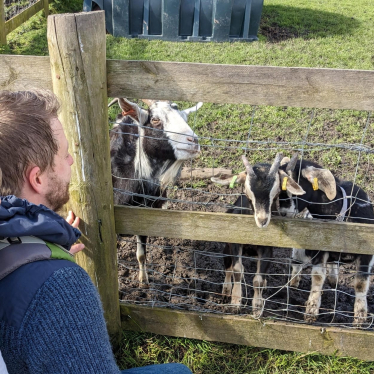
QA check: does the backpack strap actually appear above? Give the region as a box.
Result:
[0,236,75,281]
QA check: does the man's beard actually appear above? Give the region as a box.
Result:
[45,173,70,211]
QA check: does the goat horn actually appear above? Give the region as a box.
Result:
[141,99,157,107]
[108,98,119,108]
[269,153,283,176]
[286,152,299,173]
[183,102,203,115]
[241,155,255,177]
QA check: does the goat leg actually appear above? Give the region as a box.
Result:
[305,257,327,323]
[353,255,374,327]
[136,235,149,284]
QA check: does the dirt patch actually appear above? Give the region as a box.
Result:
[118,182,374,329]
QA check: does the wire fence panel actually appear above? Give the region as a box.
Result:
[4,0,38,21]
[111,102,374,330]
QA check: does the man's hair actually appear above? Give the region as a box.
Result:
[0,90,60,196]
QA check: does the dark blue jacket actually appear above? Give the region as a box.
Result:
[0,196,121,374]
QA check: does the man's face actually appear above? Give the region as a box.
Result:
[45,118,74,211]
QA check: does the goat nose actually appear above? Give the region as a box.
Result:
[257,218,269,228]
[280,212,287,217]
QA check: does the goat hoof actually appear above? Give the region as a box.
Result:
[290,277,300,288]
[230,296,241,306]
[326,276,338,288]
[252,299,264,318]
[304,302,319,323]
[353,310,368,327]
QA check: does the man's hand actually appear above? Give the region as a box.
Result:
[66,211,85,254]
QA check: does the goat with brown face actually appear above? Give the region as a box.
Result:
[212,154,305,316]
[110,98,202,283]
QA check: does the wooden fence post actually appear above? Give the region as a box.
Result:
[47,11,121,345]
[0,0,6,45]
[43,0,49,18]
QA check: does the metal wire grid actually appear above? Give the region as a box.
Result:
[3,0,39,21]
[113,103,374,328]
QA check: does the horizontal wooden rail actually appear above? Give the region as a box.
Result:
[5,0,45,35]
[107,60,374,110]
[114,205,374,255]
[1,54,374,110]
[121,303,374,361]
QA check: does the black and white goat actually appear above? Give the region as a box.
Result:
[279,157,374,326]
[212,154,305,316]
[110,98,202,283]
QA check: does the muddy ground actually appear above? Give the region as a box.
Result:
[118,182,374,329]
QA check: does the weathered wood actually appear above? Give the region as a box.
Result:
[180,167,233,180]
[0,55,52,91]
[0,0,6,45]
[5,0,44,35]
[1,53,374,112]
[120,303,374,361]
[107,60,374,111]
[114,206,374,255]
[47,11,121,344]
[43,0,49,18]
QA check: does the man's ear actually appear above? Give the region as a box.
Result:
[211,171,247,186]
[27,166,46,194]
[302,166,336,200]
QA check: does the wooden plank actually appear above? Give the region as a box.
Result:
[1,54,374,112]
[43,0,49,18]
[107,60,374,111]
[0,55,52,91]
[5,0,44,35]
[180,167,233,180]
[114,206,374,255]
[120,303,374,361]
[47,11,121,345]
[0,0,6,45]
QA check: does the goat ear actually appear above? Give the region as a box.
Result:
[211,171,246,186]
[302,166,336,200]
[118,98,148,125]
[280,157,290,166]
[279,170,305,195]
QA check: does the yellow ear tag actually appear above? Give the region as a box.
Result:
[229,175,238,189]
[312,177,319,190]
[281,177,288,191]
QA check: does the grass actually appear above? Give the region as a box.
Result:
[2,0,374,371]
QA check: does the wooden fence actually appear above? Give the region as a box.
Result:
[0,0,49,45]
[2,10,374,360]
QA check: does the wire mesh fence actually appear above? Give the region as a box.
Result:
[111,101,374,329]
[3,0,38,21]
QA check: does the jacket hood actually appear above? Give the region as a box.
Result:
[0,196,81,250]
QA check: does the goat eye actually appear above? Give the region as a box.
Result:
[171,103,178,110]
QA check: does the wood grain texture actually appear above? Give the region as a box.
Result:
[107,60,374,110]
[5,0,44,34]
[0,1,6,45]
[47,11,121,343]
[0,55,52,91]
[114,206,374,255]
[180,167,233,180]
[121,303,374,361]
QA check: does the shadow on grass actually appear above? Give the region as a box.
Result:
[260,4,360,42]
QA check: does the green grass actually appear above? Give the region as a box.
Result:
[2,0,374,371]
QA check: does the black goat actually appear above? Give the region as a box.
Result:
[212,154,305,316]
[280,158,374,326]
[110,98,202,283]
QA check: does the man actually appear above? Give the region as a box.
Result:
[0,90,192,374]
